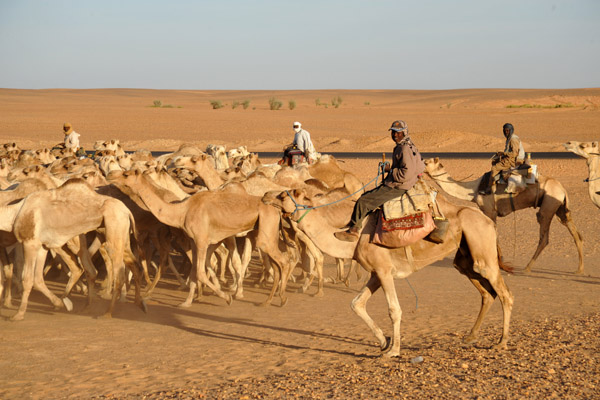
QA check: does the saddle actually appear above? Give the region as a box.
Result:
[371,179,446,248]
[478,164,539,195]
[278,145,305,166]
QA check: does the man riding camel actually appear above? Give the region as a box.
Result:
[335,120,425,242]
[479,123,525,195]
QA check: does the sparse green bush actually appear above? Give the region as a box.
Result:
[288,100,296,110]
[506,103,576,109]
[232,101,240,109]
[210,100,224,109]
[162,104,174,108]
[153,100,162,107]
[364,101,370,106]
[331,95,343,108]
[269,97,283,110]
[315,98,321,106]
[242,100,251,109]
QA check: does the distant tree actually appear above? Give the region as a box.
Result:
[288,100,296,110]
[210,100,224,109]
[268,97,283,110]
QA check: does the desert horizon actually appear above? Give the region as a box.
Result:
[1,88,599,156]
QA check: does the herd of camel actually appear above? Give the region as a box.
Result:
[0,138,597,357]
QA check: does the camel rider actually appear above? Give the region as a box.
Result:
[63,122,81,151]
[479,123,525,195]
[335,120,425,242]
[292,121,318,164]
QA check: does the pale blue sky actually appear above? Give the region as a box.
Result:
[1,0,598,89]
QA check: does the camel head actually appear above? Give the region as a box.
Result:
[262,189,309,215]
[423,157,446,177]
[563,141,599,159]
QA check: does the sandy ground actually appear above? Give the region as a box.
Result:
[0,89,598,399]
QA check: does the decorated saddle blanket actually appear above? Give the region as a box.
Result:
[371,179,438,248]
[371,209,435,248]
[382,179,436,220]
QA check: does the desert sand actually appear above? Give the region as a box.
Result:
[0,88,598,399]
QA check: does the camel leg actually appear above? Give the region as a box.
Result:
[97,244,114,299]
[256,207,293,307]
[555,205,585,274]
[291,224,324,297]
[180,244,231,308]
[351,272,387,351]
[1,246,15,308]
[454,248,496,344]
[12,244,65,321]
[459,210,514,349]
[52,247,84,299]
[259,255,281,307]
[524,211,553,273]
[377,271,403,357]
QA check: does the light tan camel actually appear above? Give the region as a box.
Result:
[263,188,513,357]
[108,169,294,307]
[424,158,584,274]
[0,179,146,321]
[563,141,600,209]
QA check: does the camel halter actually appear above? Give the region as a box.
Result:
[583,153,600,182]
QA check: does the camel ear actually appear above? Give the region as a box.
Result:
[201,154,207,160]
[191,155,199,163]
[593,141,598,148]
[134,169,141,176]
[34,165,42,172]
[434,157,439,163]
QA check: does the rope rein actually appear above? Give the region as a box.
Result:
[286,162,387,220]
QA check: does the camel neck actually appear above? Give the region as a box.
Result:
[126,177,187,228]
[429,171,480,201]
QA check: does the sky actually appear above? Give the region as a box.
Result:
[0,0,599,90]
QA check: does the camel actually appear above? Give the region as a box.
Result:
[108,169,294,307]
[0,178,146,320]
[263,187,513,357]
[563,141,600,209]
[424,157,584,275]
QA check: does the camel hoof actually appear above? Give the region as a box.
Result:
[381,336,392,352]
[258,301,270,307]
[280,297,288,307]
[491,342,508,350]
[225,294,233,306]
[99,292,112,301]
[62,297,73,312]
[233,292,244,300]
[10,313,24,321]
[381,350,400,358]
[139,299,148,313]
[101,313,113,319]
[343,279,350,288]
[463,335,477,345]
[177,302,192,309]
[312,290,324,298]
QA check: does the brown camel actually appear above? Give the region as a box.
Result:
[1,179,146,321]
[424,157,584,274]
[263,187,513,357]
[108,169,294,307]
[563,141,600,209]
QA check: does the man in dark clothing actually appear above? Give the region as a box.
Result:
[479,123,525,195]
[335,120,426,242]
